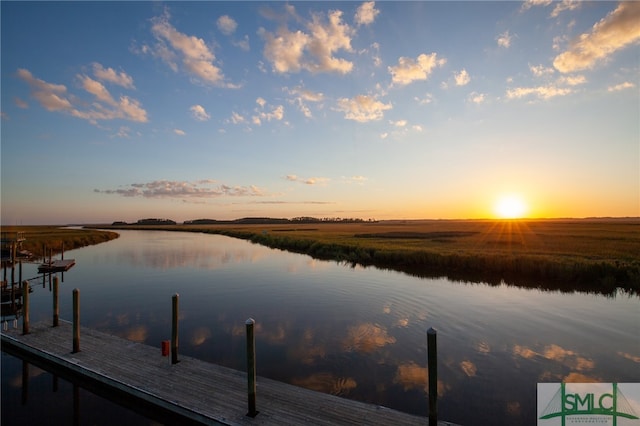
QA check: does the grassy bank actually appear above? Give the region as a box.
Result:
[99,219,640,296]
[2,226,119,257]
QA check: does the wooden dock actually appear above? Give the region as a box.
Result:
[37,259,75,273]
[1,320,457,425]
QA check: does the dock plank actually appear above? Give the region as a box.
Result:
[2,321,458,425]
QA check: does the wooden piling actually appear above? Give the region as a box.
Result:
[73,289,80,353]
[246,318,258,417]
[22,281,30,335]
[53,276,59,327]
[171,293,179,364]
[427,327,438,426]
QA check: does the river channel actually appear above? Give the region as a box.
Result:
[2,230,639,425]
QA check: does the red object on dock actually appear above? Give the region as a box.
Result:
[161,340,170,356]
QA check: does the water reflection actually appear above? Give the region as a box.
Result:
[1,230,638,426]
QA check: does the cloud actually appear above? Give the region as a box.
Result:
[230,111,246,124]
[521,0,553,11]
[253,99,284,125]
[336,95,392,122]
[285,174,329,185]
[454,69,470,86]
[18,68,148,123]
[550,0,582,18]
[174,128,186,136]
[92,63,135,89]
[506,85,572,100]
[468,92,486,104]
[190,104,210,121]
[95,179,265,198]
[149,11,231,87]
[496,31,513,48]
[79,75,117,106]
[286,86,324,118]
[217,15,237,35]
[388,53,446,86]
[414,93,434,105]
[14,97,28,109]
[608,81,635,92]
[553,2,640,73]
[233,35,250,51]
[355,1,380,26]
[530,64,555,77]
[391,119,407,127]
[258,5,355,74]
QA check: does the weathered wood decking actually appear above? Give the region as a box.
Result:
[1,321,457,425]
[37,259,75,273]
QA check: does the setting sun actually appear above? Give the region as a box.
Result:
[494,195,528,219]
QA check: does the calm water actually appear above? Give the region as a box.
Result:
[2,230,639,425]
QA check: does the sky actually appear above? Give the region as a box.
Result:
[1,1,638,225]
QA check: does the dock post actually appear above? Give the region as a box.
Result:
[53,276,59,327]
[73,289,80,353]
[22,281,30,335]
[171,293,179,364]
[246,318,258,417]
[427,327,438,426]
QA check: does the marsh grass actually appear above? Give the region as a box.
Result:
[2,226,119,257]
[101,219,640,295]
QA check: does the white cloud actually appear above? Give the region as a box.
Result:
[286,175,330,185]
[92,63,135,89]
[380,132,388,139]
[174,128,186,135]
[496,31,513,48]
[506,85,572,100]
[608,81,635,92]
[355,2,380,26]
[150,11,231,87]
[304,10,354,74]
[530,64,555,77]
[230,111,246,124]
[391,119,407,127]
[412,124,423,132]
[521,0,553,11]
[286,86,324,118]
[553,2,640,73]
[233,35,250,51]
[78,75,117,106]
[414,93,434,105]
[550,0,582,18]
[95,180,265,198]
[388,53,446,86]
[259,6,355,74]
[18,68,148,123]
[253,98,284,125]
[217,15,237,35]
[454,69,470,86]
[556,75,586,86]
[468,92,486,104]
[336,95,392,122]
[190,104,210,121]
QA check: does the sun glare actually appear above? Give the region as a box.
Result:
[494,195,528,219]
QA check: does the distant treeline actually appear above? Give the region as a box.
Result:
[113,217,374,226]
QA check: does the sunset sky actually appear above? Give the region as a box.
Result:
[1,1,638,224]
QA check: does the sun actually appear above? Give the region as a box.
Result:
[494,195,528,219]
